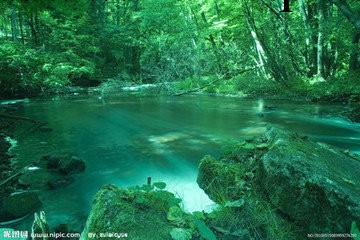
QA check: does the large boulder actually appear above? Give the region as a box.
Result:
[0,192,41,222]
[258,127,360,234]
[197,126,360,237]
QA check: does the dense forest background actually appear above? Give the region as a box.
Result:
[0,0,359,101]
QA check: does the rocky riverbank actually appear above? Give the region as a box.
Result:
[80,126,360,240]
[0,106,43,226]
[0,105,86,229]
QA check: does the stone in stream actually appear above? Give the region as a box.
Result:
[38,125,53,132]
[47,176,75,190]
[41,154,60,169]
[0,192,41,222]
[197,126,360,236]
[41,154,61,169]
[41,154,85,175]
[59,156,85,175]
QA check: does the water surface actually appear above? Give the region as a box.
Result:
[5,94,360,231]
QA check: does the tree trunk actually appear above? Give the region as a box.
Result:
[242,1,268,78]
[2,13,8,38]
[200,11,223,73]
[115,0,121,26]
[10,2,18,43]
[349,30,360,71]
[28,13,39,45]
[298,0,311,75]
[18,11,25,44]
[317,0,325,79]
[329,0,360,32]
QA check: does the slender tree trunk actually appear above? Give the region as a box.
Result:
[298,0,312,75]
[200,11,223,73]
[349,30,360,71]
[328,0,360,73]
[317,0,325,79]
[2,13,8,37]
[213,0,225,47]
[242,1,268,78]
[329,0,360,32]
[115,0,121,26]
[28,13,39,45]
[18,11,25,44]
[10,2,18,43]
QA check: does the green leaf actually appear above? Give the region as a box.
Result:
[244,136,254,142]
[140,184,154,192]
[192,211,206,220]
[153,181,167,190]
[194,219,217,240]
[243,143,255,150]
[351,222,360,240]
[167,206,185,227]
[256,143,269,150]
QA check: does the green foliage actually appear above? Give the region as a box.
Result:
[0,43,43,94]
[220,138,245,155]
[170,228,192,240]
[153,181,167,190]
[197,155,244,203]
[194,219,217,240]
[1,0,359,100]
[167,206,186,227]
[351,222,360,240]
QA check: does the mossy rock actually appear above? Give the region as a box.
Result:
[197,155,243,203]
[258,126,360,234]
[0,192,41,222]
[81,184,187,240]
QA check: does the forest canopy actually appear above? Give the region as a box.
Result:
[0,0,359,97]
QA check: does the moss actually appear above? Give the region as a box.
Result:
[82,184,188,240]
[197,155,244,203]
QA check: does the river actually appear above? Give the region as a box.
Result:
[3,94,360,233]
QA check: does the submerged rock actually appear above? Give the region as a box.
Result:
[59,156,85,175]
[0,192,41,222]
[41,154,85,175]
[38,125,53,133]
[42,154,61,169]
[47,176,75,190]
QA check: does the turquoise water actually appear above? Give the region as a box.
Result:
[3,94,360,232]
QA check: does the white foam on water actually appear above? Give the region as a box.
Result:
[0,98,30,105]
[167,181,216,213]
[4,136,17,152]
